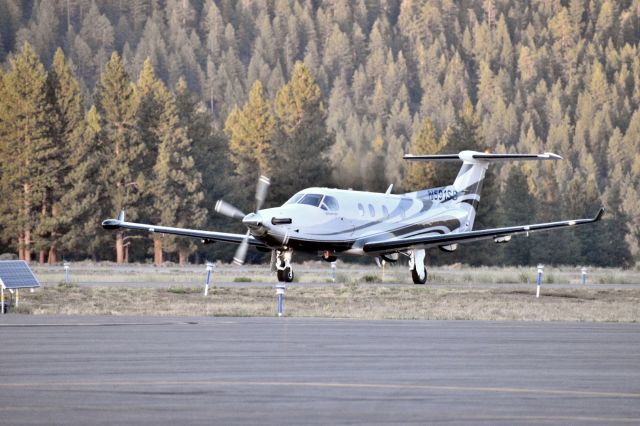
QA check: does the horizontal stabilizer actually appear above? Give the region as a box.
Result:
[404,151,562,163]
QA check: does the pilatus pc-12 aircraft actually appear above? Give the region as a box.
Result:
[103,150,603,283]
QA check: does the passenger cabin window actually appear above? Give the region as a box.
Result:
[368,204,375,217]
[357,203,365,216]
[320,195,339,212]
[382,205,389,217]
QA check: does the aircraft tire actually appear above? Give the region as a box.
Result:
[283,267,294,283]
[276,269,284,282]
[411,266,427,285]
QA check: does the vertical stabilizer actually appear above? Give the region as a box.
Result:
[403,150,562,231]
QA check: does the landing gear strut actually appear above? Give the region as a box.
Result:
[275,249,294,282]
[409,249,427,285]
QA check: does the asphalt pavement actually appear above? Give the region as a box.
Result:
[0,317,639,425]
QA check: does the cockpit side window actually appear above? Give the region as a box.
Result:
[284,193,304,205]
[298,193,323,207]
[321,195,340,211]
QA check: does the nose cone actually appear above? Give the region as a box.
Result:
[242,212,263,228]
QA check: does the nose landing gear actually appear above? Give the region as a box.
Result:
[277,266,294,282]
[275,249,294,282]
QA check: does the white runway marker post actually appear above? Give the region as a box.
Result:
[536,264,544,298]
[581,267,587,285]
[204,262,214,296]
[63,262,70,284]
[331,261,337,283]
[276,284,286,317]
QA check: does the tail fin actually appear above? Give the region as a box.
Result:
[404,150,562,231]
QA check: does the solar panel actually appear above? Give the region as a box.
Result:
[0,261,40,289]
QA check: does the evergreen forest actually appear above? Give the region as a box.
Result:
[0,0,638,267]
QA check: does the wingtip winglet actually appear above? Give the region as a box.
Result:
[546,152,563,160]
[594,207,605,222]
[101,219,122,230]
[102,210,125,230]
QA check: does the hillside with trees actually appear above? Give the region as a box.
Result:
[0,0,638,267]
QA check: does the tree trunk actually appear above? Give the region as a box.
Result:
[48,246,57,264]
[49,205,58,264]
[24,226,31,263]
[40,194,47,264]
[154,238,163,266]
[178,250,187,265]
[116,231,124,263]
[23,182,31,263]
[18,231,24,260]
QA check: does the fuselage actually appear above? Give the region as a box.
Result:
[251,187,468,256]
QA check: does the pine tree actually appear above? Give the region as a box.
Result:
[96,52,142,263]
[402,117,442,191]
[439,101,484,185]
[224,80,276,208]
[175,78,233,262]
[0,1,638,265]
[150,85,206,265]
[272,62,333,202]
[500,166,535,266]
[133,58,166,264]
[0,67,6,250]
[58,106,110,260]
[41,48,84,264]
[0,43,53,263]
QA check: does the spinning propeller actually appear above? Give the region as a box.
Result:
[215,176,271,265]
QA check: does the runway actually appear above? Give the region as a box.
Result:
[1,317,639,425]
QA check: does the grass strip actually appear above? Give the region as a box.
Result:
[10,285,640,322]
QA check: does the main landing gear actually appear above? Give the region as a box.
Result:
[409,249,428,285]
[275,249,294,282]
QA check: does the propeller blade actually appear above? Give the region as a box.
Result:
[255,175,271,211]
[232,231,250,265]
[215,200,245,220]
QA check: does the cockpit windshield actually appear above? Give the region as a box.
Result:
[320,195,339,211]
[282,193,340,211]
[299,193,323,207]
[284,192,304,205]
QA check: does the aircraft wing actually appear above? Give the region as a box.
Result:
[363,208,604,254]
[102,216,267,247]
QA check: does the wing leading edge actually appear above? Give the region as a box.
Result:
[101,217,267,247]
[363,208,604,254]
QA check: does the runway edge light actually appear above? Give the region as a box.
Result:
[276,284,286,317]
[204,262,215,296]
[536,264,544,298]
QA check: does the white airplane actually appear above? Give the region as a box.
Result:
[103,150,603,283]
